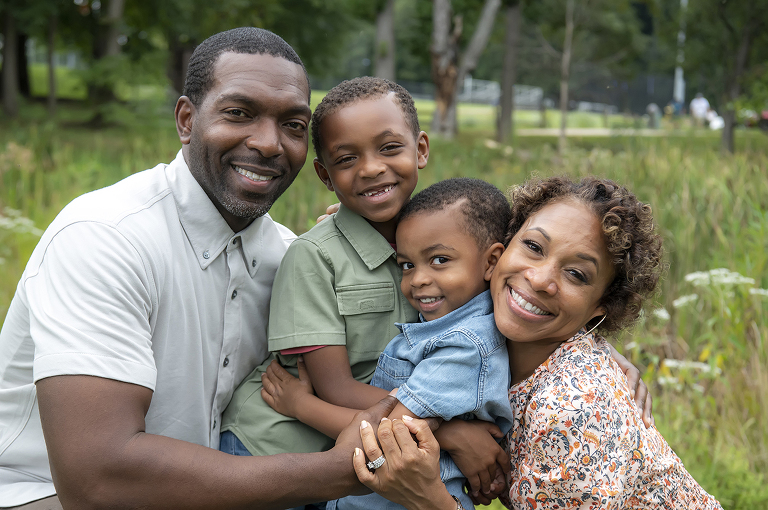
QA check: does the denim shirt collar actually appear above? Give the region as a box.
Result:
[397,290,494,345]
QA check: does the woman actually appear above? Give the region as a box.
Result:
[355,177,721,509]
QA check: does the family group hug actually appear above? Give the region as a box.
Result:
[0,27,723,510]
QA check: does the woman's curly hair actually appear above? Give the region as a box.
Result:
[505,176,663,334]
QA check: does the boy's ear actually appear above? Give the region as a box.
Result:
[483,242,506,282]
[313,158,334,192]
[175,96,195,144]
[416,131,430,169]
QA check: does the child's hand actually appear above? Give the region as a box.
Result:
[316,203,340,223]
[261,357,314,418]
[434,419,510,503]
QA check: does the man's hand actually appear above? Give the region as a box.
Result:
[609,344,654,428]
[261,357,314,418]
[316,203,340,223]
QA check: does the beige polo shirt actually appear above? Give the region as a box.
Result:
[0,150,294,506]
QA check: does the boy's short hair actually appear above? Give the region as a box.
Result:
[399,178,510,249]
[183,27,310,108]
[311,77,420,161]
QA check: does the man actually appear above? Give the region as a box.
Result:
[0,27,395,510]
[689,93,710,127]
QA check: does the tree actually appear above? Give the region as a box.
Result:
[374,0,396,81]
[496,0,521,143]
[681,0,768,153]
[1,3,20,117]
[528,0,646,153]
[431,0,501,138]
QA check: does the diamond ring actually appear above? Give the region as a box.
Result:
[366,455,386,470]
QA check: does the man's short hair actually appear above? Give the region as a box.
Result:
[183,27,310,107]
[311,77,420,161]
[399,178,510,249]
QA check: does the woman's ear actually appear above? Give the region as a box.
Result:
[483,242,506,281]
[175,96,195,144]
[314,159,334,192]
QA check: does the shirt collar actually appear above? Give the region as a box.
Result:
[166,149,269,273]
[334,203,395,270]
[398,290,494,339]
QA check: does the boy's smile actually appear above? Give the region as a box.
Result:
[396,204,503,321]
[314,94,429,242]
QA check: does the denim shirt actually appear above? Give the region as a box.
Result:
[329,291,514,510]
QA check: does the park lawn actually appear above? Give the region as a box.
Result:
[1,98,766,509]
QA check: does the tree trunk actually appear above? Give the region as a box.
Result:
[496,2,521,143]
[374,0,396,81]
[47,15,57,117]
[167,35,196,96]
[89,0,126,123]
[430,0,461,138]
[2,10,20,117]
[558,0,575,155]
[17,32,30,98]
[431,0,500,138]
[720,24,753,154]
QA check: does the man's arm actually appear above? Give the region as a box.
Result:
[38,375,396,510]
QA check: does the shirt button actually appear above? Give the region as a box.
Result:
[212,419,216,429]
[223,357,230,367]
[252,259,257,267]
[232,238,238,246]
[203,250,210,259]
[231,290,238,299]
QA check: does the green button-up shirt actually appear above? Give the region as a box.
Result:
[222,204,417,455]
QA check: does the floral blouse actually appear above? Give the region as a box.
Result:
[502,332,722,510]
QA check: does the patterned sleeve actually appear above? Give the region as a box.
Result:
[509,371,636,509]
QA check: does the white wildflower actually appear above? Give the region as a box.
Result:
[652,308,671,321]
[0,207,43,236]
[624,341,638,350]
[672,294,698,308]
[657,376,682,390]
[684,268,755,287]
[749,288,768,297]
[662,359,722,375]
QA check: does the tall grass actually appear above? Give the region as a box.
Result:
[1,103,766,508]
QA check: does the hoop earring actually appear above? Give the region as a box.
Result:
[572,314,606,343]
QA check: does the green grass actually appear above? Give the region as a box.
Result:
[1,97,766,509]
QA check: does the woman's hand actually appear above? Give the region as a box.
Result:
[609,344,654,428]
[436,420,509,505]
[353,416,456,510]
[261,357,314,419]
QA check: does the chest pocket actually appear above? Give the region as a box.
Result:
[336,282,395,315]
[371,351,415,392]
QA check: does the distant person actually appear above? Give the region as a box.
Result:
[0,27,406,510]
[690,93,710,127]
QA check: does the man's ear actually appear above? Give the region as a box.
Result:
[483,242,506,281]
[416,131,430,169]
[175,96,195,144]
[314,159,334,192]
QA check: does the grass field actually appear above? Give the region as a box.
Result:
[1,94,766,508]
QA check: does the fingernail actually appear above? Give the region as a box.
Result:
[381,417,389,422]
[355,448,361,456]
[402,415,413,421]
[361,420,369,429]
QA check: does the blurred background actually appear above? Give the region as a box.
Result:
[1,1,767,508]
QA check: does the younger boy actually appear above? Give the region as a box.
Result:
[262,178,516,510]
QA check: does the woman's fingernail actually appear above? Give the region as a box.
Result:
[381,417,389,422]
[355,448,361,456]
[361,420,369,429]
[402,415,413,421]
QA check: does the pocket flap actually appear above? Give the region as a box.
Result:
[336,282,395,316]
